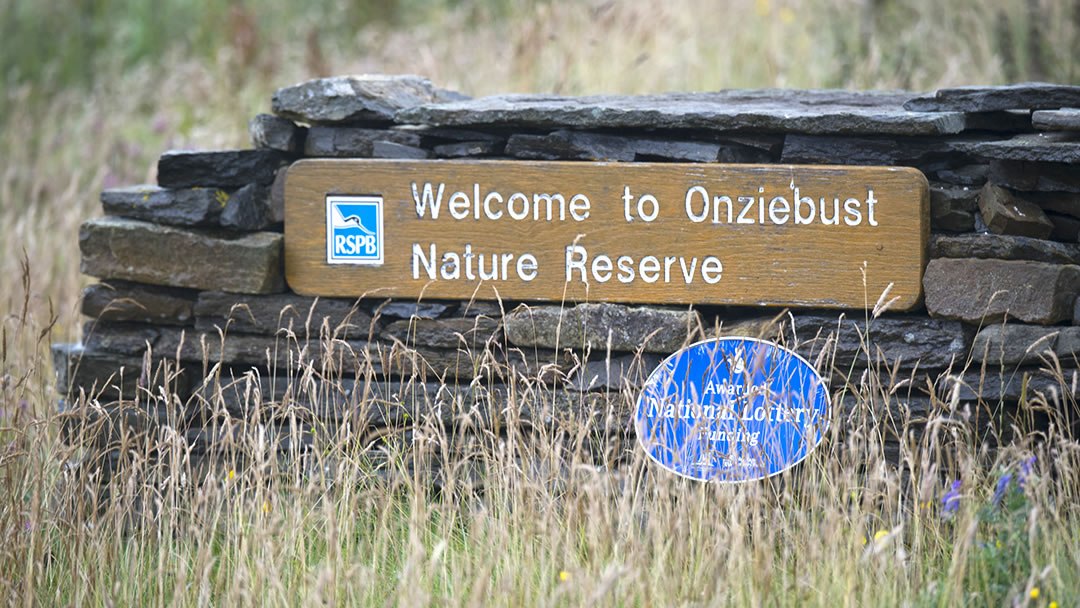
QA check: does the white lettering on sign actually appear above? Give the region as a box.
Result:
[402,179,883,288]
[412,182,591,222]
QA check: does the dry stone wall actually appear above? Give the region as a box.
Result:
[54,76,1080,461]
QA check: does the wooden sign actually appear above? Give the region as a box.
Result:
[285,160,928,309]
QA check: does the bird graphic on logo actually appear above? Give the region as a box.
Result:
[332,205,376,235]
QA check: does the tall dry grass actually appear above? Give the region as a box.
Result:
[3,0,1080,605]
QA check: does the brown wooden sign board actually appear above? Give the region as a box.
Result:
[285,160,928,309]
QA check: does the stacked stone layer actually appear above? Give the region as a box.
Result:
[55,76,1080,459]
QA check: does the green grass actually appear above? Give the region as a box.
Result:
[3,0,1080,605]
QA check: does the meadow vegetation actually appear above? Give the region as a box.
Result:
[2,0,1080,605]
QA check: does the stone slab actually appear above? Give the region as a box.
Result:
[929,184,977,232]
[781,134,984,165]
[100,185,225,227]
[503,303,698,353]
[194,291,372,336]
[972,324,1061,365]
[82,280,198,325]
[51,343,192,402]
[432,140,501,158]
[397,89,966,136]
[972,133,1080,164]
[939,369,1080,402]
[249,113,306,153]
[272,75,467,125]
[220,183,276,231]
[568,353,663,391]
[932,164,988,186]
[503,130,766,163]
[79,217,285,294]
[157,149,288,189]
[302,126,423,157]
[381,316,501,349]
[785,313,968,371]
[372,300,455,320]
[904,83,1080,113]
[1032,109,1080,132]
[929,233,1080,265]
[923,258,1080,324]
[977,183,1054,238]
[372,140,429,159]
[989,160,1080,193]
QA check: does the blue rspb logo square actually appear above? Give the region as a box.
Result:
[326,195,384,265]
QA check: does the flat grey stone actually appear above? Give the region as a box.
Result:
[373,300,454,320]
[100,185,225,227]
[939,369,1080,401]
[220,183,275,231]
[932,164,988,186]
[153,328,376,371]
[272,75,467,125]
[80,217,285,294]
[1032,109,1080,132]
[904,83,1080,112]
[249,113,305,153]
[302,126,422,157]
[504,130,764,163]
[785,313,967,371]
[82,280,198,325]
[1053,327,1080,362]
[381,316,500,349]
[972,324,1060,365]
[432,140,500,158]
[923,258,1080,324]
[568,353,663,391]
[371,140,429,159]
[505,131,634,161]
[398,89,966,136]
[929,233,1080,264]
[51,343,192,402]
[157,149,288,189]
[781,135,984,165]
[269,166,288,224]
[977,183,1054,238]
[989,160,1080,193]
[972,133,1080,164]
[58,400,189,450]
[930,184,977,232]
[192,377,597,430]
[194,291,372,337]
[82,321,160,355]
[504,303,699,353]
[403,126,506,143]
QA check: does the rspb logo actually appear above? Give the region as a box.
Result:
[326,195,384,265]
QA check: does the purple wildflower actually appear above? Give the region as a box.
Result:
[941,479,962,515]
[992,473,1012,506]
[1018,456,1035,490]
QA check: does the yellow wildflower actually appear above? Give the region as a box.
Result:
[1049,601,1058,608]
[873,529,889,542]
[559,570,569,582]
[227,469,235,481]
[1030,587,1039,599]
[262,500,271,513]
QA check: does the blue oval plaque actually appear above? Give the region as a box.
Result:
[635,337,831,482]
